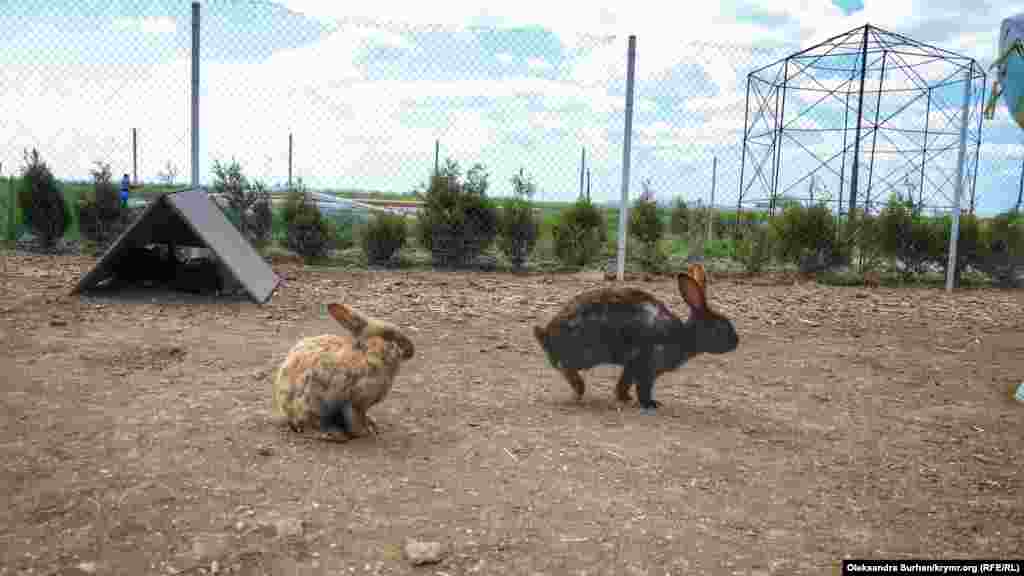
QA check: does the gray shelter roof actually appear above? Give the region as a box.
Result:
[73,188,281,304]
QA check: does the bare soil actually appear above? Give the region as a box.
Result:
[2,252,1023,576]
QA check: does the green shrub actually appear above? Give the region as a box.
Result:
[712,211,734,237]
[415,159,499,267]
[0,186,8,243]
[636,241,670,274]
[249,182,273,247]
[280,178,309,229]
[769,202,837,267]
[497,169,540,269]
[284,188,330,263]
[325,212,360,251]
[552,195,605,267]
[876,197,943,277]
[734,224,773,273]
[984,211,1024,256]
[935,212,984,285]
[360,212,408,265]
[669,197,690,235]
[704,237,734,259]
[629,193,664,272]
[629,195,663,246]
[211,158,271,244]
[847,210,883,272]
[17,148,70,248]
[732,210,768,239]
[978,211,1024,285]
[78,161,124,245]
[688,204,708,239]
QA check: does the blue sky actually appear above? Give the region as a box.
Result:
[3,0,1024,215]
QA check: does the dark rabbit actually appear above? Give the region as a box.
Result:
[533,263,738,414]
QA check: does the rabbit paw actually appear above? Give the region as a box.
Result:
[639,400,660,415]
[364,415,380,437]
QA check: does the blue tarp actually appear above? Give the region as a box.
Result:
[999,13,1024,129]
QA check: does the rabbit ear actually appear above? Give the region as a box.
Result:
[686,262,707,291]
[677,272,707,313]
[327,303,368,335]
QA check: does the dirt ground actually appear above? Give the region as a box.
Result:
[1,251,1023,576]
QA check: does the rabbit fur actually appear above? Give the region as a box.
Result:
[533,263,738,414]
[271,303,415,439]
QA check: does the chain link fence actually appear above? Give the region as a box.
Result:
[4,2,1024,271]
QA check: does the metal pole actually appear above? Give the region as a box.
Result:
[737,77,752,237]
[190,2,200,188]
[848,25,871,236]
[946,64,974,292]
[864,51,887,216]
[769,59,790,216]
[616,35,637,282]
[970,70,985,215]
[707,156,716,243]
[1017,154,1024,213]
[132,128,138,185]
[579,147,586,199]
[838,88,851,229]
[288,132,293,189]
[434,139,439,176]
[586,168,591,201]
[919,88,931,211]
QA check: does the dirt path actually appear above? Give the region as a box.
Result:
[1,253,1022,575]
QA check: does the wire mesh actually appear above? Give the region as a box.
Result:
[4,2,1024,258]
[738,25,989,218]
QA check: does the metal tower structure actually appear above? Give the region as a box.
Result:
[737,24,986,220]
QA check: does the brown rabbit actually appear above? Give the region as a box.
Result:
[533,263,738,414]
[271,303,415,439]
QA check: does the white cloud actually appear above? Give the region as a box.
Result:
[8,0,1024,213]
[526,57,554,72]
[113,16,176,35]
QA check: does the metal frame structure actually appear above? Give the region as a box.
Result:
[737,24,986,219]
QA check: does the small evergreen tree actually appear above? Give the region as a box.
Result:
[17,148,70,248]
[552,195,605,267]
[629,179,665,272]
[248,180,273,247]
[78,161,124,246]
[212,158,265,242]
[497,168,540,269]
[360,212,408,265]
[415,158,499,267]
[283,184,330,263]
[876,196,942,278]
[769,201,837,267]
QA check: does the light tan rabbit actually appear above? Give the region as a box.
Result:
[271,303,415,440]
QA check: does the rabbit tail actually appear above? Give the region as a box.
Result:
[319,398,355,435]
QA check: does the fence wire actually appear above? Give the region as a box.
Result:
[4,2,1024,260]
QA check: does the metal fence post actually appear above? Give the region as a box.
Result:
[616,35,637,282]
[191,1,200,189]
[945,63,974,292]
